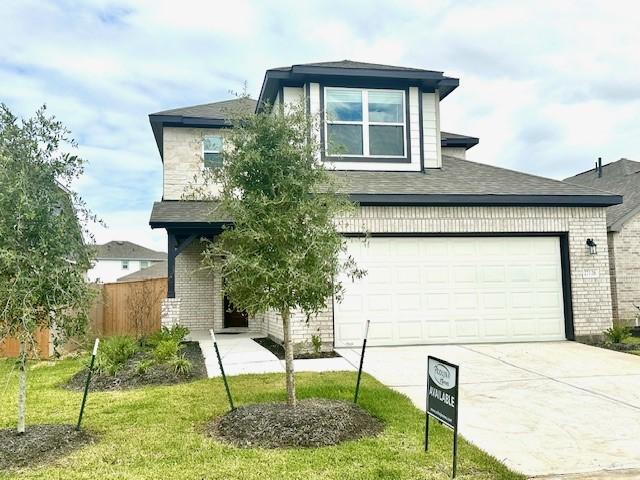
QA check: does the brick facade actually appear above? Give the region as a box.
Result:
[608,214,640,324]
[162,205,614,347]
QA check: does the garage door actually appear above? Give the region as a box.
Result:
[334,236,566,347]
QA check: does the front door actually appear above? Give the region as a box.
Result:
[224,296,249,328]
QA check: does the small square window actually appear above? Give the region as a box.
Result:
[203,135,224,168]
[140,261,149,269]
[121,260,129,270]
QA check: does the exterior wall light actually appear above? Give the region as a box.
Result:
[586,238,598,255]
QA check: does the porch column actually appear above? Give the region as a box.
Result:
[167,232,177,298]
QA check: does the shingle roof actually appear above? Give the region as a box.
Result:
[150,201,230,227]
[117,260,167,282]
[150,157,620,227]
[95,241,166,261]
[331,156,618,197]
[151,97,257,119]
[270,60,443,74]
[564,158,640,230]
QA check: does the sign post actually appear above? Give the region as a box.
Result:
[425,356,459,478]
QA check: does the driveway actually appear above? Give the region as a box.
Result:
[337,342,640,478]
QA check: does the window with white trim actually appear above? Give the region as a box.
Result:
[325,87,406,158]
[121,260,129,270]
[203,135,224,168]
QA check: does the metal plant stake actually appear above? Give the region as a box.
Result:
[210,329,235,411]
[76,338,99,431]
[353,320,370,404]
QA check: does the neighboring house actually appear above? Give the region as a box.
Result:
[117,260,168,282]
[564,159,640,324]
[149,60,621,350]
[87,241,166,283]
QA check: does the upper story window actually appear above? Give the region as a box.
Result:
[203,135,224,168]
[121,260,129,270]
[325,87,406,158]
[140,260,149,269]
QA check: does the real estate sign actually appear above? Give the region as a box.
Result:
[425,356,459,478]
[427,356,458,429]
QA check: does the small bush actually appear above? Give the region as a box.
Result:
[145,325,190,348]
[604,323,632,344]
[169,355,193,375]
[153,339,182,363]
[94,336,139,375]
[311,334,322,354]
[135,359,155,375]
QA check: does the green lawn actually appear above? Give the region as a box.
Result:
[0,357,523,479]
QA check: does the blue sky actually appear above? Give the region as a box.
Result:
[1,0,639,252]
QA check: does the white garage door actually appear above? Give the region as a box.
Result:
[334,236,566,347]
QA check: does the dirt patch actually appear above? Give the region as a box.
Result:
[64,341,207,391]
[252,337,340,360]
[0,424,94,471]
[207,399,383,448]
[588,342,640,355]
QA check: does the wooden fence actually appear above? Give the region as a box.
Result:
[90,277,167,337]
[0,277,167,359]
[0,329,50,359]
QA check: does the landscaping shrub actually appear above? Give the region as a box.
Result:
[145,325,190,348]
[169,355,193,375]
[135,359,155,375]
[603,322,632,344]
[94,336,139,375]
[153,339,182,363]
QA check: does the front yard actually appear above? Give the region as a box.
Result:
[0,357,523,479]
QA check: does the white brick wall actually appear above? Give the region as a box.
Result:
[163,127,227,200]
[608,214,640,323]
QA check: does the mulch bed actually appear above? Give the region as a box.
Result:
[0,424,94,471]
[64,341,207,391]
[252,337,340,360]
[207,399,383,448]
[591,342,640,354]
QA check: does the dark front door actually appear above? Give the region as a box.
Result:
[224,296,248,328]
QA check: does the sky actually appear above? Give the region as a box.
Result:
[1,0,639,252]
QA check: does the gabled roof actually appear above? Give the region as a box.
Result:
[95,241,166,261]
[149,156,621,228]
[117,260,168,282]
[564,158,640,230]
[258,59,459,109]
[148,98,257,159]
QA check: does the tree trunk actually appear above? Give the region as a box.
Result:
[281,309,296,407]
[17,341,27,434]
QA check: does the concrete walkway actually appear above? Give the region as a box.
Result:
[191,331,355,377]
[337,342,640,478]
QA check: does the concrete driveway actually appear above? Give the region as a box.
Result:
[337,342,640,478]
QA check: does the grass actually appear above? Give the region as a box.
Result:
[0,357,524,480]
[623,336,640,346]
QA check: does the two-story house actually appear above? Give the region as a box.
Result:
[149,60,621,350]
[87,240,166,283]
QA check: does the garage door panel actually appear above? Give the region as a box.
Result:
[334,236,565,347]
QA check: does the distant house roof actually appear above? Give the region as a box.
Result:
[150,156,621,228]
[564,158,640,231]
[258,59,459,109]
[117,260,167,282]
[95,241,166,261]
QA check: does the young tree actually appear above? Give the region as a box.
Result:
[199,102,363,406]
[0,104,97,433]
